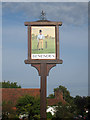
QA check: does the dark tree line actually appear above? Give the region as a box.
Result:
[0,80,21,88]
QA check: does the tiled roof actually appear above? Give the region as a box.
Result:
[1,88,40,105]
[48,95,66,106]
[1,88,66,106]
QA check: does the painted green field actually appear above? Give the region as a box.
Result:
[31,38,55,54]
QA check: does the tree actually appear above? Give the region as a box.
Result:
[73,96,87,116]
[48,85,89,119]
[0,81,21,88]
[16,95,40,120]
[48,94,55,99]
[55,102,74,120]
[86,96,90,119]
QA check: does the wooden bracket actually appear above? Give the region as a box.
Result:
[31,63,56,76]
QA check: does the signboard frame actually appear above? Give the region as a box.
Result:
[24,20,63,64]
[31,26,56,60]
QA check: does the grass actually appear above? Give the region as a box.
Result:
[31,38,56,54]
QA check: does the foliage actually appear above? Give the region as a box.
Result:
[33,114,40,120]
[2,101,14,114]
[47,112,53,119]
[48,85,89,119]
[55,102,74,120]
[16,95,40,120]
[0,80,21,88]
[73,95,89,116]
[86,96,90,109]
[48,94,55,99]
[2,100,18,120]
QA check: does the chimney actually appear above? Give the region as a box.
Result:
[54,89,63,99]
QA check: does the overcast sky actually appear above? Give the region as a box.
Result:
[1,1,88,97]
[0,0,89,2]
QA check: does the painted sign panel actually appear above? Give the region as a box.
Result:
[31,26,56,59]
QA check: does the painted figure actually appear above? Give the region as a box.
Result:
[37,30,45,50]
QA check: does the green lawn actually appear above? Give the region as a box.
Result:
[31,38,55,54]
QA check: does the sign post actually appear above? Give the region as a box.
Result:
[24,18,63,119]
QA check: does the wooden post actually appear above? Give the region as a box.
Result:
[40,75,47,119]
[40,63,47,119]
[31,63,56,120]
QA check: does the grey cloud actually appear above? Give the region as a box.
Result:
[2,2,88,26]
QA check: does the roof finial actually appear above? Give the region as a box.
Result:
[40,10,46,20]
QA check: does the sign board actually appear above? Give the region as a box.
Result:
[31,26,56,59]
[24,20,63,64]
